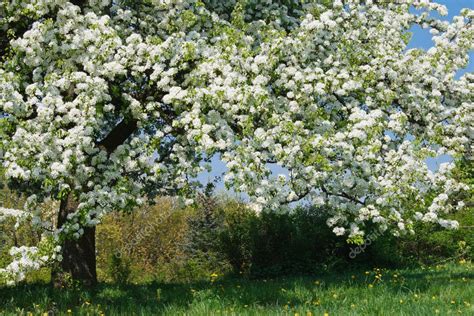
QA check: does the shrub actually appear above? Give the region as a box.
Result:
[108,252,131,284]
[209,202,349,278]
[96,197,191,283]
[2,187,473,284]
[217,200,256,274]
[355,207,474,267]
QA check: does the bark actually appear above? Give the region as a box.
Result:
[53,194,97,286]
[52,119,138,286]
[98,119,138,153]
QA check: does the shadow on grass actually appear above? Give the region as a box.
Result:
[0,265,473,314]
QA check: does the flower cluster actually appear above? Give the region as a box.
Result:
[0,207,26,223]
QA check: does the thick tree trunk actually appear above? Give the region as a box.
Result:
[53,193,97,286]
[50,118,137,286]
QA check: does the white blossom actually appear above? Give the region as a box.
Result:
[1,0,472,284]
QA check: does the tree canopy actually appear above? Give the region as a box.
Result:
[0,0,473,284]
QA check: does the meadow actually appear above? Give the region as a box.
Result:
[1,262,473,315]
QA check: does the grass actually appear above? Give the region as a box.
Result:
[1,262,473,315]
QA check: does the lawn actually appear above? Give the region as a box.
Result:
[1,263,473,315]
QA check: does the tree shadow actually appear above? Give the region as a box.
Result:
[0,266,472,314]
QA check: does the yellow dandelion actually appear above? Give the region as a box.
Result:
[399,300,403,304]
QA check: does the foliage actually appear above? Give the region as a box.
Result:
[93,196,474,281]
[364,208,474,267]
[96,198,191,283]
[217,199,257,274]
[213,204,348,277]
[107,252,131,285]
[1,189,473,285]
[180,195,229,280]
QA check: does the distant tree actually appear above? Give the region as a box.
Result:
[184,194,222,258]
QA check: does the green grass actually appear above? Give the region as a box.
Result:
[1,263,474,315]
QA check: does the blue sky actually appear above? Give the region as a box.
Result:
[409,0,474,78]
[198,1,474,189]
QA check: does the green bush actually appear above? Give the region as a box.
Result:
[108,252,131,284]
[354,208,474,267]
[96,197,192,283]
[217,206,348,277]
[217,200,256,274]
[214,203,474,276]
[2,187,473,284]
[181,195,230,280]
[355,159,474,267]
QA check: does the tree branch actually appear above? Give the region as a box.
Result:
[97,119,138,155]
[321,184,366,206]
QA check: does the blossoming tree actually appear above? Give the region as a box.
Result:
[0,0,472,285]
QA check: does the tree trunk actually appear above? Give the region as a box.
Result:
[52,193,97,286]
[50,118,137,286]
